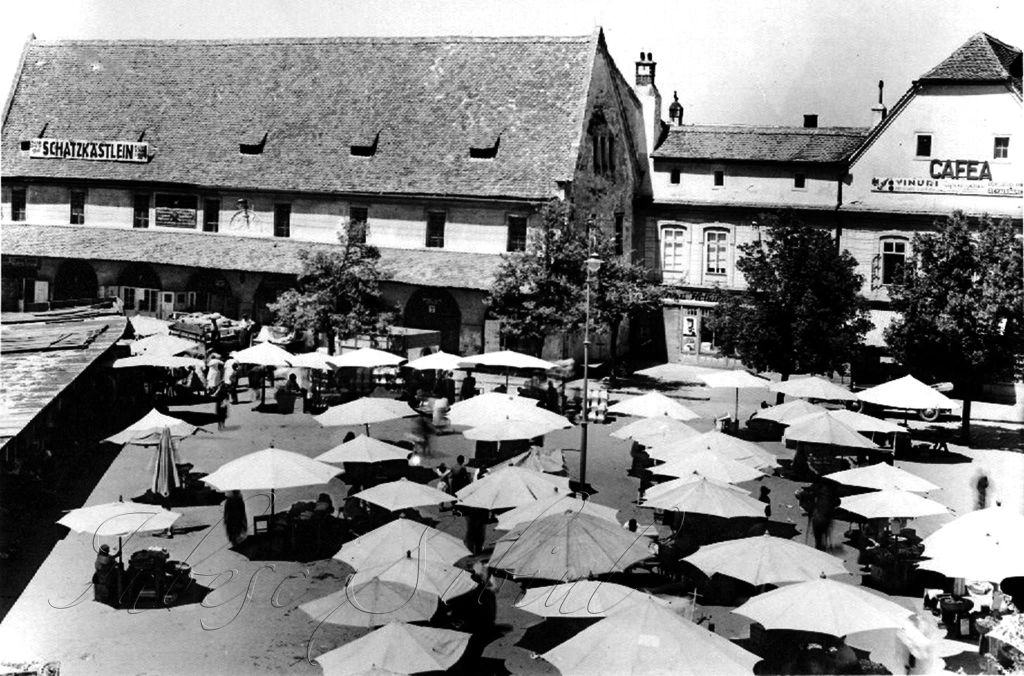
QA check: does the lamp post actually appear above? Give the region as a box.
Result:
[579,254,603,495]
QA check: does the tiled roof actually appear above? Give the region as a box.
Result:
[920,32,1022,84]
[2,35,599,199]
[0,224,503,291]
[652,125,869,163]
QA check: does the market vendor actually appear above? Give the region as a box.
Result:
[93,544,122,604]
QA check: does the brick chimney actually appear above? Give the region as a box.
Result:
[635,51,656,86]
[803,114,818,128]
[632,51,661,156]
[871,80,888,126]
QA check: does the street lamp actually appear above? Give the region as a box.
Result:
[579,254,603,495]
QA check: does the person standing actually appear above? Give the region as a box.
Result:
[224,357,239,404]
[759,485,772,519]
[450,455,471,494]
[460,371,477,401]
[223,490,248,546]
[215,387,229,431]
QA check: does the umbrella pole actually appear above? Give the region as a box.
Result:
[733,389,739,428]
[364,423,370,437]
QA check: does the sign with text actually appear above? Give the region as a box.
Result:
[155,194,197,228]
[871,176,1022,197]
[29,138,149,163]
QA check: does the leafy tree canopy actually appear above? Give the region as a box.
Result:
[708,211,871,378]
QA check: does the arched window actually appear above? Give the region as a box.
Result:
[588,110,615,177]
[880,237,909,285]
[661,226,688,273]
[704,228,730,276]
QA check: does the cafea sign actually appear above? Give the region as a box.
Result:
[872,158,1022,197]
[29,138,149,163]
[928,159,992,180]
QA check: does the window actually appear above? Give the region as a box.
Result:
[203,198,220,233]
[122,287,136,310]
[11,187,26,221]
[994,136,1010,159]
[705,229,729,275]
[915,134,932,158]
[794,173,806,189]
[881,238,908,285]
[713,170,724,187]
[589,111,615,177]
[507,215,527,252]
[140,288,159,312]
[273,203,291,238]
[426,211,446,248]
[133,194,150,228]
[662,227,687,272]
[70,190,85,225]
[614,212,624,256]
[348,206,368,244]
[670,168,680,184]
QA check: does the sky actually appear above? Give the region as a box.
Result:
[1,0,1022,127]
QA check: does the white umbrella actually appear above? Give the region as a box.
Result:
[698,369,770,421]
[840,489,949,520]
[634,362,710,383]
[610,417,701,447]
[201,447,339,515]
[231,341,294,367]
[543,598,761,676]
[733,578,913,636]
[128,314,170,337]
[496,493,619,531]
[752,399,829,425]
[313,621,470,676]
[783,413,878,449]
[105,408,201,445]
[130,333,203,356]
[641,476,765,517]
[316,435,410,464]
[329,347,406,369]
[112,354,206,370]
[299,578,438,628]
[458,350,557,371]
[856,375,956,411]
[768,376,857,401]
[496,447,566,474]
[350,551,478,602]
[787,409,906,435]
[516,580,668,618]
[607,392,700,421]
[335,518,469,569]
[824,462,939,493]
[652,451,765,484]
[683,533,848,585]
[463,416,568,442]
[353,478,454,512]
[58,501,181,538]
[290,352,337,371]
[918,506,1024,582]
[455,466,569,511]
[646,431,778,469]
[447,392,542,427]
[314,397,416,434]
[404,350,464,372]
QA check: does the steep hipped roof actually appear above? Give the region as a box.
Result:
[652,125,868,164]
[920,32,1022,85]
[2,34,599,199]
[1,223,503,291]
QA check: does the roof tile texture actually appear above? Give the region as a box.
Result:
[652,125,868,163]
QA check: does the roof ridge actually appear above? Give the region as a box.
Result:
[30,34,595,47]
[670,124,869,135]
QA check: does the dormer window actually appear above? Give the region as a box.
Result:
[469,135,500,160]
[239,132,267,155]
[350,132,379,157]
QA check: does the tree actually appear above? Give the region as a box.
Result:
[487,200,660,366]
[885,211,1023,442]
[708,211,871,397]
[268,225,396,353]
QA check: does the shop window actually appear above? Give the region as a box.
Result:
[133,194,150,228]
[140,288,159,312]
[11,187,26,221]
[273,203,291,238]
[670,168,680,184]
[661,227,687,272]
[713,170,724,187]
[122,287,136,310]
[881,238,908,285]
[994,136,1010,159]
[794,173,806,189]
[348,206,368,244]
[426,211,446,248]
[705,229,729,276]
[70,190,86,225]
[915,134,932,158]
[203,198,220,233]
[506,215,527,252]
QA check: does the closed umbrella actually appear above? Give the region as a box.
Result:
[353,478,453,512]
[112,354,206,371]
[130,333,203,356]
[404,350,464,372]
[683,533,848,586]
[230,341,294,367]
[610,417,700,447]
[788,409,905,435]
[335,518,469,569]
[349,551,477,602]
[151,427,180,498]
[840,489,949,520]
[652,451,765,484]
[543,598,761,676]
[489,511,651,580]
[698,369,770,422]
[105,408,201,445]
[856,375,956,411]
[315,435,410,464]
[329,347,406,369]
[783,414,877,449]
[313,622,470,676]
[824,462,939,493]
[299,578,438,628]
[646,431,778,469]
[516,580,668,618]
[641,476,765,517]
[733,578,913,636]
[496,493,619,531]
[314,397,416,434]
[456,466,569,511]
[201,447,339,516]
[917,506,1024,582]
[768,376,857,401]
[607,392,700,421]
[447,392,542,427]
[752,399,828,425]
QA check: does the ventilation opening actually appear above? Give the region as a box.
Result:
[350,133,379,157]
[469,136,500,160]
[20,140,31,151]
[239,133,267,155]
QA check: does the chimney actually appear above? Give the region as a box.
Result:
[635,51,656,86]
[668,91,684,126]
[632,50,661,157]
[803,114,818,128]
[871,80,888,126]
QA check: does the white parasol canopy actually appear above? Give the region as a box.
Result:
[840,489,949,520]
[58,501,181,538]
[752,399,829,425]
[334,518,469,569]
[458,350,557,371]
[633,362,710,383]
[299,578,437,628]
[112,354,206,370]
[641,476,765,517]
[652,451,765,484]
[128,314,170,337]
[609,417,701,447]
[684,533,848,586]
[856,375,956,411]
[329,347,406,369]
[824,462,939,493]
[130,333,203,356]
[607,391,700,421]
[455,466,569,511]
[353,478,454,512]
[768,376,857,401]
[349,551,478,602]
[404,350,464,371]
[314,397,416,431]
[314,621,470,676]
[917,506,1024,582]
[698,369,771,421]
[495,493,619,531]
[105,408,201,445]
[516,580,668,619]
[463,416,569,442]
[231,341,294,367]
[315,434,410,464]
[787,409,906,435]
[447,392,542,426]
[646,431,778,469]
[289,352,337,371]
[202,447,339,516]
[783,413,878,449]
